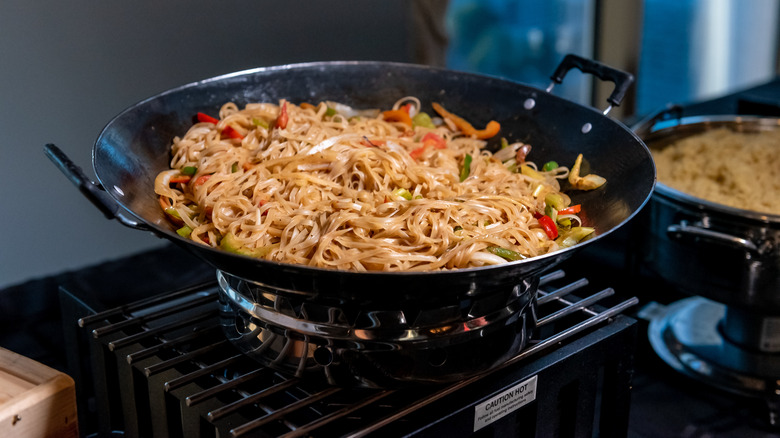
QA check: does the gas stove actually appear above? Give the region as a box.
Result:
[61,266,637,437]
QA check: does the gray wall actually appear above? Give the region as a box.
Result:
[0,1,412,288]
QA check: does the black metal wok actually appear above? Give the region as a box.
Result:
[45,55,655,302]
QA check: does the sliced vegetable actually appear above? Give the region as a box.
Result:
[196,112,243,139]
[410,132,447,159]
[569,154,606,190]
[194,174,212,186]
[275,101,288,129]
[159,195,184,225]
[493,142,518,162]
[544,193,564,210]
[231,162,239,173]
[542,161,559,171]
[460,153,472,182]
[412,112,435,128]
[169,175,191,184]
[487,246,526,261]
[176,225,192,238]
[252,117,270,129]
[431,102,501,139]
[299,102,316,110]
[158,195,172,211]
[516,144,532,163]
[536,214,559,239]
[220,232,279,258]
[557,204,582,215]
[382,109,413,127]
[181,166,198,176]
[325,106,337,117]
[520,164,544,180]
[196,112,219,124]
[555,227,595,248]
[421,132,446,149]
[223,125,244,140]
[557,217,572,228]
[392,188,413,200]
[164,207,181,219]
[544,204,558,224]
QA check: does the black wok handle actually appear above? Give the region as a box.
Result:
[550,54,634,112]
[44,143,151,231]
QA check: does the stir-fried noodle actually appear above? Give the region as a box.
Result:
[155,97,596,271]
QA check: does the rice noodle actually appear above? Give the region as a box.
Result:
[154,98,580,271]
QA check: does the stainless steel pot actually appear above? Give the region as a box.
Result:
[633,109,780,316]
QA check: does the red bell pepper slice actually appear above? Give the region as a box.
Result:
[197,112,219,124]
[222,125,244,140]
[534,213,558,239]
[557,204,582,215]
[275,101,288,129]
[422,132,446,149]
[194,174,212,186]
[410,146,426,160]
[410,132,447,160]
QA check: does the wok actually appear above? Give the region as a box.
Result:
[46,55,655,301]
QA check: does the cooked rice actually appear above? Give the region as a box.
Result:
[652,128,780,215]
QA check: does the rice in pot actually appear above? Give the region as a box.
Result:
[652,128,780,215]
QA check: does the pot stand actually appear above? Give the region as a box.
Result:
[648,296,780,427]
[217,270,538,388]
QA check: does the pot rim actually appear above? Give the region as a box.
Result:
[640,114,780,224]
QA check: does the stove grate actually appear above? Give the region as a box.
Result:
[74,270,638,438]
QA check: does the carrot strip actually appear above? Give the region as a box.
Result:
[431,103,500,139]
[382,109,413,128]
[159,195,172,210]
[169,175,192,184]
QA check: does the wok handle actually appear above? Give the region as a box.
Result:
[667,221,760,254]
[44,143,151,231]
[549,54,634,114]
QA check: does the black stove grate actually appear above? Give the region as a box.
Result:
[71,270,638,438]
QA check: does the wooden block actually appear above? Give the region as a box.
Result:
[0,347,78,438]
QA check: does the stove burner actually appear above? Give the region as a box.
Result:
[68,269,638,437]
[217,270,537,387]
[647,297,780,426]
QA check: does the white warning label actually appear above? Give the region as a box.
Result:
[473,375,537,432]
